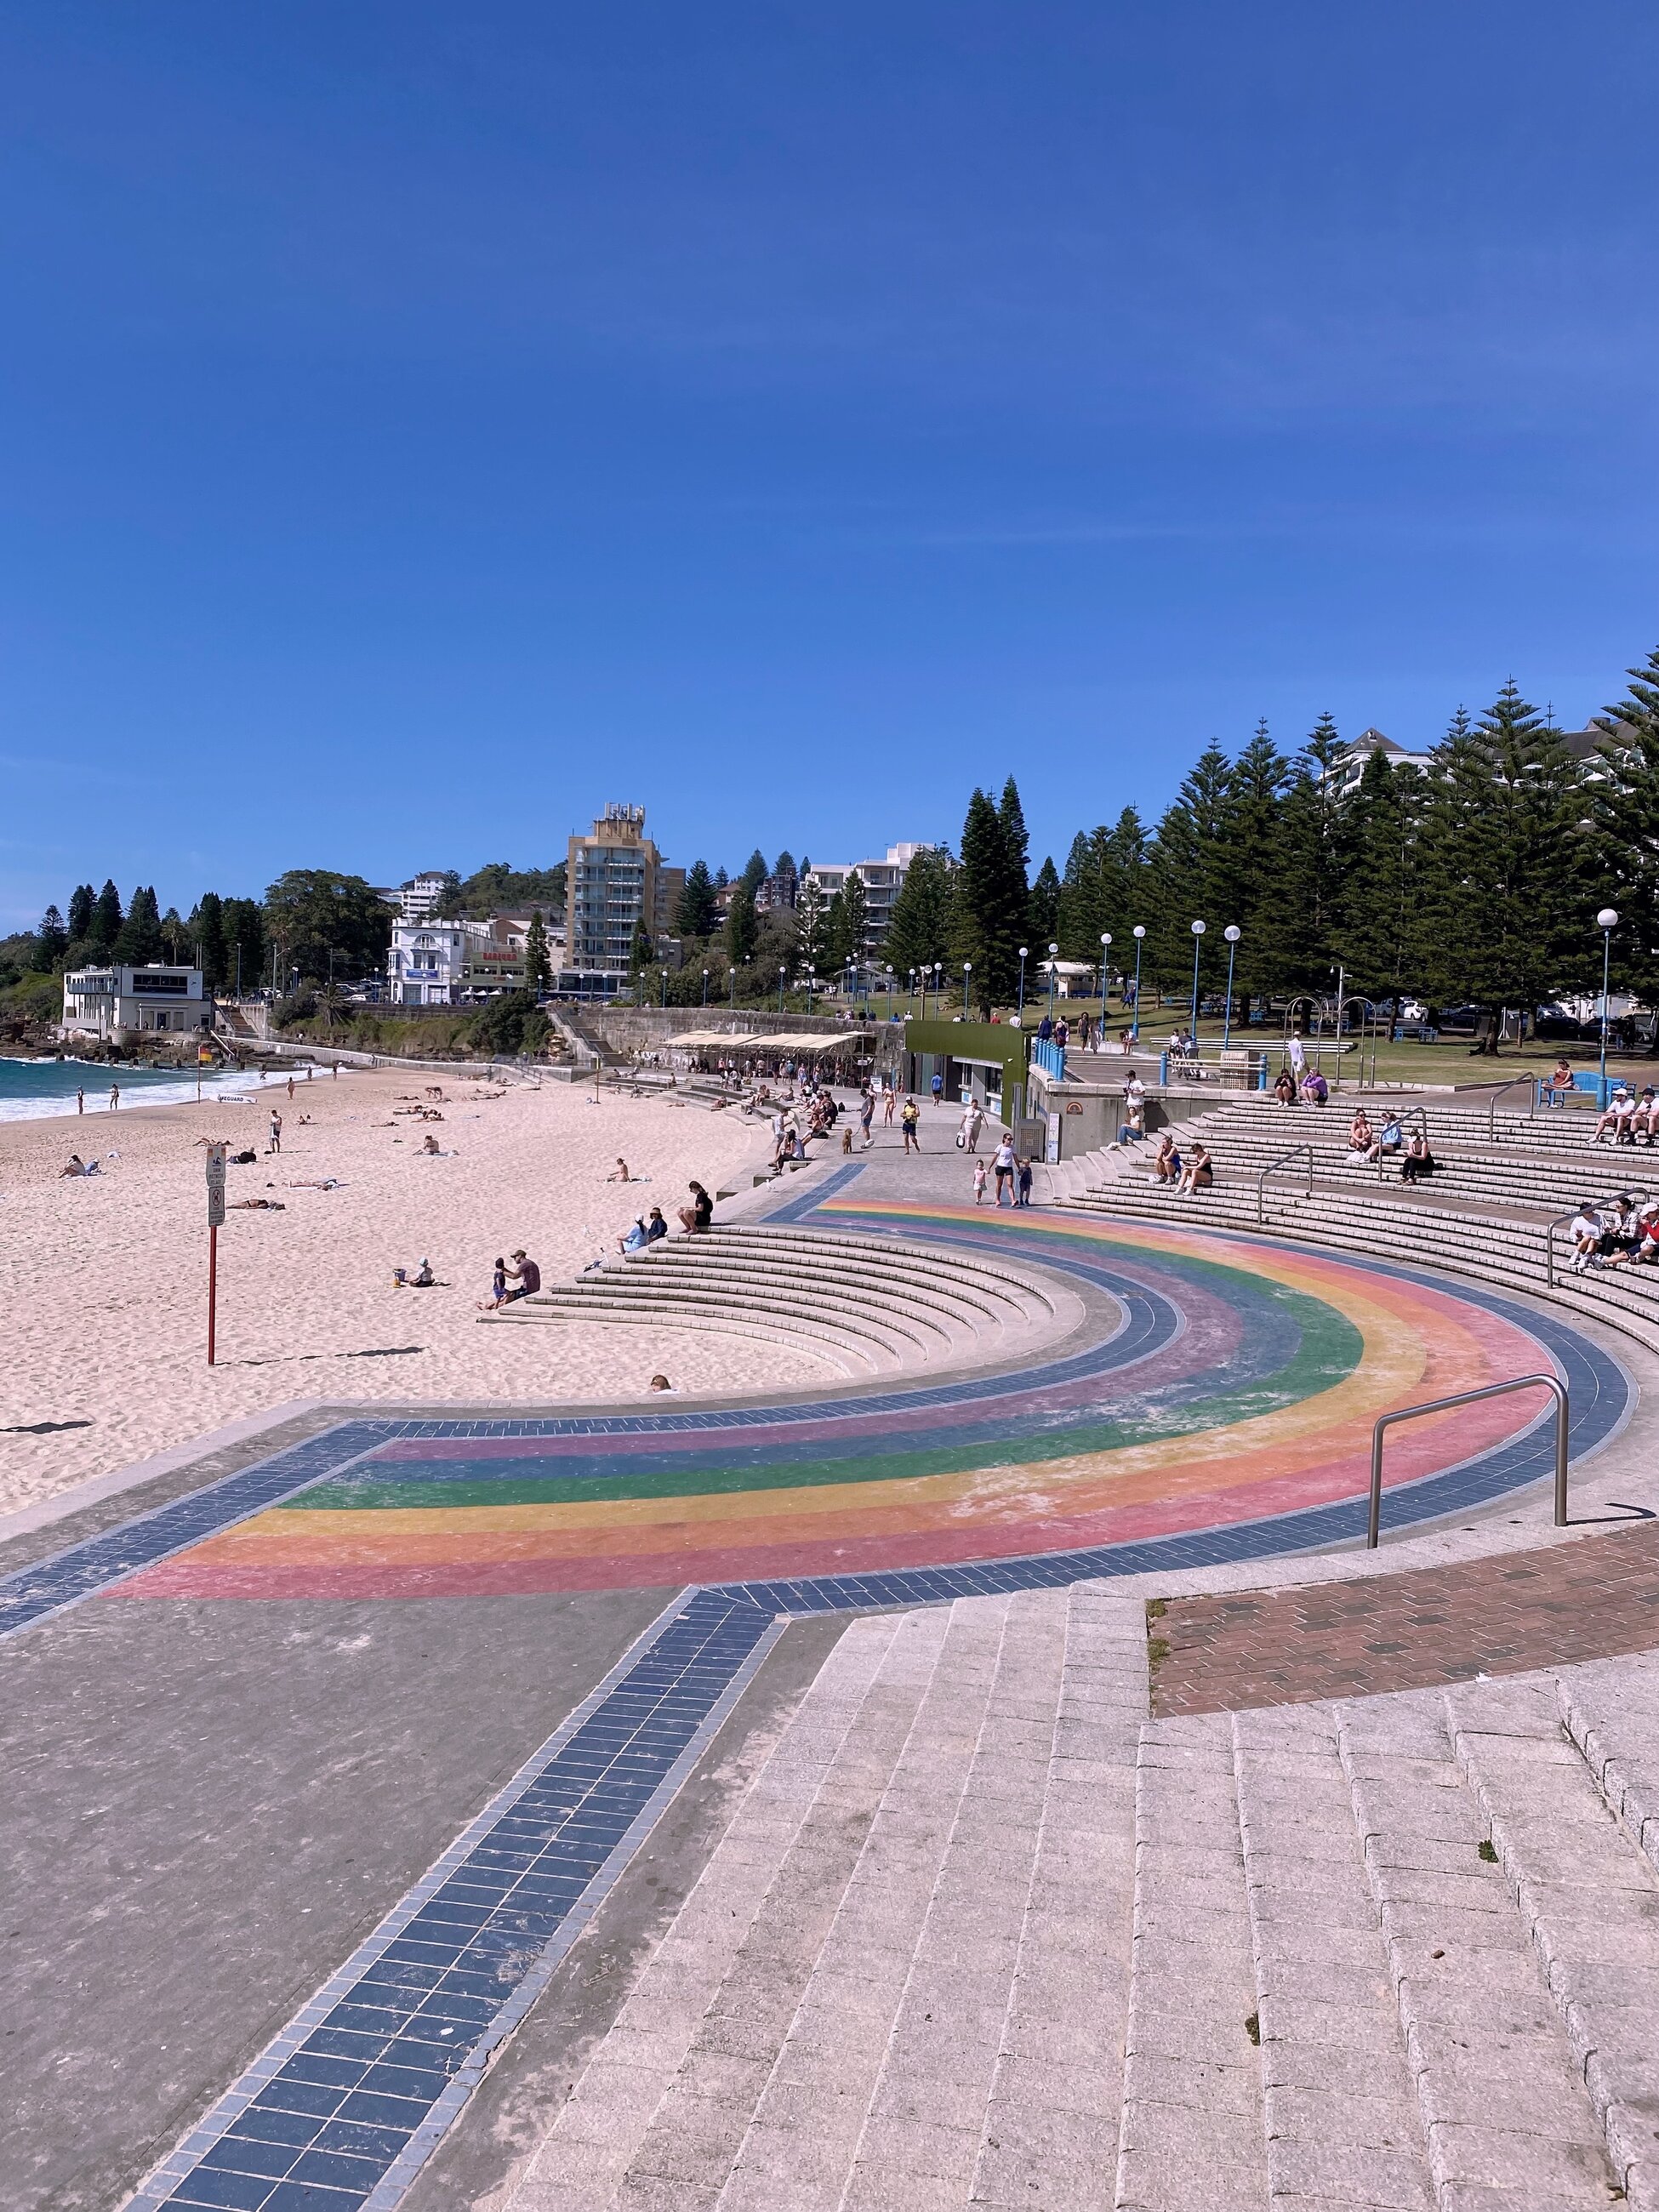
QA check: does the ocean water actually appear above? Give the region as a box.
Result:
[0,1056,276,1123]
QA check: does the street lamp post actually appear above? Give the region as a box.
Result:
[1222,925,1241,1053]
[778,965,787,1012]
[806,964,816,1014]
[1189,921,1206,1046]
[908,966,916,1015]
[1017,946,1029,1019]
[932,961,944,1019]
[702,967,710,1006]
[1131,925,1146,1041]
[1599,908,1619,1097]
[1046,941,1060,1017]
[1099,933,1111,1018]
[962,961,972,1018]
[660,969,667,1010]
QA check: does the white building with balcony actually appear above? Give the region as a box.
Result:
[387,916,533,1005]
[801,843,931,955]
[62,963,208,1040]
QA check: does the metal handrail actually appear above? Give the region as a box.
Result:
[1487,1073,1538,1139]
[1367,1372,1569,1548]
[1257,1142,1314,1224]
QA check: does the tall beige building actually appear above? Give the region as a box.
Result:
[565,804,685,982]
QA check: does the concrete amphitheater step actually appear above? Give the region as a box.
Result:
[1337,1691,1625,2211]
[479,1580,1659,2212]
[1058,1177,1659,1357]
[1232,1704,1434,2212]
[489,1589,1145,2212]
[493,1606,942,2212]
[483,1223,1074,1380]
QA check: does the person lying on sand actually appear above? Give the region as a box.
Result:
[229,1197,285,1210]
[287,1177,342,1189]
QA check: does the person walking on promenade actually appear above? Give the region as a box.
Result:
[883,1085,897,1126]
[993,1131,1017,1205]
[901,1097,921,1152]
[972,1156,989,1204]
[1016,1154,1034,1206]
[860,1088,875,1147]
[930,1069,944,1108]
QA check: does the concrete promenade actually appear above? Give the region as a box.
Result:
[5,1115,1659,2209]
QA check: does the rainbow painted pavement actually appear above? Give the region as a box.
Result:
[97,1193,1632,1611]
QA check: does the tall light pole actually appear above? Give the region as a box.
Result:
[1598,907,1619,1097]
[1099,933,1111,1017]
[908,966,916,1014]
[778,964,787,1012]
[1017,946,1029,1018]
[932,961,944,1019]
[1046,940,1060,1017]
[701,966,710,1006]
[962,961,972,1018]
[1189,921,1206,1043]
[1222,925,1241,1053]
[806,963,816,1014]
[1131,925,1146,1042]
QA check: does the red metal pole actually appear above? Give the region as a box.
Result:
[208,1222,218,1366]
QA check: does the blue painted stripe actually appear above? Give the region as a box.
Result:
[125,1588,781,2212]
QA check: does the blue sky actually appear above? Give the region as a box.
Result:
[2,1,1656,930]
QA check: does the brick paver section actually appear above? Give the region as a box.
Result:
[1149,1519,1659,1714]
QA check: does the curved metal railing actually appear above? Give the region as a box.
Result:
[1486,1072,1538,1139]
[1257,1142,1314,1225]
[1366,1372,1568,1548]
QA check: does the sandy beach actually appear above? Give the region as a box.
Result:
[0,1065,803,1520]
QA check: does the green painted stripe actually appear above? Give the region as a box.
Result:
[285,1286,1361,1512]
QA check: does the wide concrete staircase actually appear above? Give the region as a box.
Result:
[483,1223,1079,1378]
[483,1590,1659,2212]
[1157,1092,1651,1214]
[1062,1097,1659,1356]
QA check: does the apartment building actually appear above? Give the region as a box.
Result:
[565,805,684,989]
[801,842,929,955]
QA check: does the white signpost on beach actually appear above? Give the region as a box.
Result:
[205,1143,226,1365]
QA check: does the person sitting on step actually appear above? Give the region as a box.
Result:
[1400,1130,1434,1184]
[1177,1140,1214,1194]
[1345,1109,1380,1164]
[1566,1200,1605,1272]
[1593,1085,1637,1143]
[1152,1132,1182,1186]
